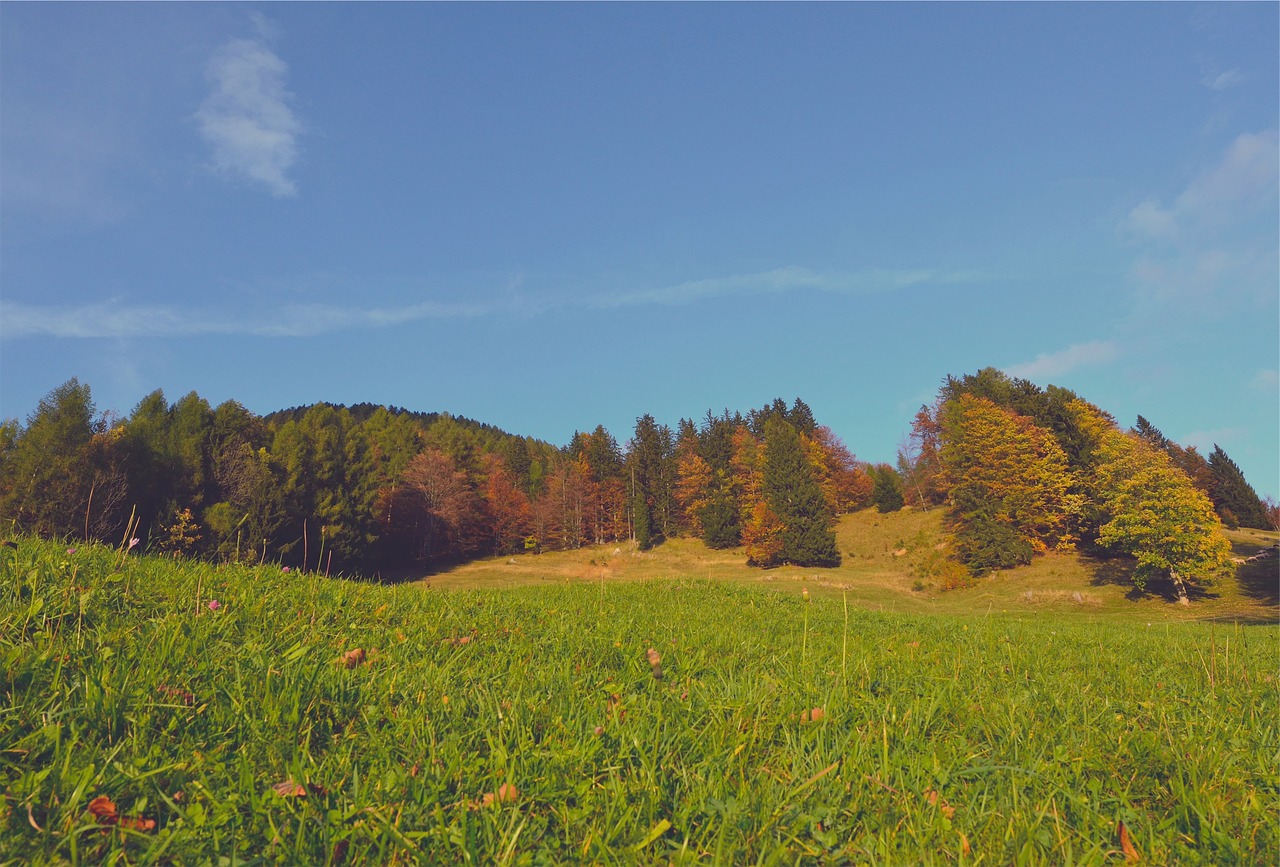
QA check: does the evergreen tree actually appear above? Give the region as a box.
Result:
[1208,445,1269,529]
[761,416,840,567]
[870,464,905,513]
[627,414,673,548]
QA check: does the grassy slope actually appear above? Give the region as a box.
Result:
[435,507,1280,624]
[3,519,1276,864]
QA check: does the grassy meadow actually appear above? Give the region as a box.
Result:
[2,513,1277,864]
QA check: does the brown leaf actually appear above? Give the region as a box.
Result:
[1118,820,1141,863]
[924,789,955,819]
[87,796,118,823]
[646,648,661,666]
[272,780,308,798]
[799,707,826,723]
[480,783,519,807]
[86,795,155,832]
[443,635,473,646]
[960,832,971,855]
[339,648,366,669]
[157,685,195,705]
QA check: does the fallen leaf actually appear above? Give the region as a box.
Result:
[1118,820,1141,863]
[960,832,970,855]
[480,783,520,807]
[86,795,156,832]
[272,780,307,798]
[924,789,955,819]
[339,648,366,669]
[799,707,825,723]
[157,685,195,705]
[87,796,118,823]
[271,779,327,798]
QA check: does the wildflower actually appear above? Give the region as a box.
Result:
[208,599,221,611]
[67,547,77,555]
[282,566,291,573]
[128,538,140,549]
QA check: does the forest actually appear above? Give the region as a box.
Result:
[1,369,1273,596]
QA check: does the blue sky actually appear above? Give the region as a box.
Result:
[2,4,1277,497]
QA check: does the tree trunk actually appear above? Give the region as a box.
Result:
[1170,568,1190,606]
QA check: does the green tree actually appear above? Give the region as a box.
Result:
[870,464,905,513]
[0,379,124,540]
[761,416,840,567]
[1208,445,1269,530]
[1070,401,1231,601]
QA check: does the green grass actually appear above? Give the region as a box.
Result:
[437,507,1279,624]
[2,535,1277,864]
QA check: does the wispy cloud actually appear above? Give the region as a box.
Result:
[1,265,993,340]
[196,26,301,197]
[1005,340,1120,381]
[0,299,490,340]
[1201,68,1245,91]
[1250,369,1279,393]
[589,266,990,308]
[1120,130,1278,242]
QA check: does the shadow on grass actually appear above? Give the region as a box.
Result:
[1234,557,1278,606]
[1081,551,1223,603]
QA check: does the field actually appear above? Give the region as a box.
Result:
[2,516,1277,865]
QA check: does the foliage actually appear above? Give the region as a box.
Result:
[869,464,905,513]
[761,417,840,567]
[1208,445,1270,530]
[939,393,1080,556]
[1070,401,1233,596]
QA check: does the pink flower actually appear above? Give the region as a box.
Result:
[67,548,77,555]
[282,566,291,573]
[208,600,221,611]
[128,538,140,550]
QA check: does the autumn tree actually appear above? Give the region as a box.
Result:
[394,448,484,562]
[939,394,1079,558]
[1070,401,1232,601]
[481,452,531,555]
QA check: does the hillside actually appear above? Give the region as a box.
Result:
[2,535,1275,863]
[433,507,1280,623]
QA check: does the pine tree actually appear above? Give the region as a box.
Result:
[1208,445,1269,530]
[870,464,905,513]
[761,416,840,567]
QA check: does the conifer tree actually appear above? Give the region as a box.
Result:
[761,416,840,567]
[870,464,905,513]
[1208,445,1269,529]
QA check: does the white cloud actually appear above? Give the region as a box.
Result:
[1202,69,1245,91]
[1120,130,1278,241]
[1180,427,1246,452]
[196,33,300,197]
[0,298,489,340]
[1250,369,1279,393]
[1005,340,1120,381]
[1,265,992,340]
[588,266,989,308]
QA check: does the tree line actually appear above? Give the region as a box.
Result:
[891,367,1274,599]
[2,373,1272,595]
[0,381,861,574]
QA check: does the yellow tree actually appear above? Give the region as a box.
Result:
[940,393,1080,555]
[1069,401,1232,602]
